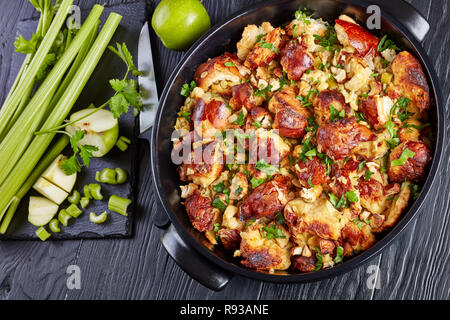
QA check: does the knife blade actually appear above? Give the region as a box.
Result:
[138,22,159,135]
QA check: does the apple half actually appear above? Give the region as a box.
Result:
[42,154,77,192]
[28,196,59,227]
[33,177,69,205]
[66,108,119,157]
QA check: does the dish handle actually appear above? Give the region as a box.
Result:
[369,0,430,42]
[161,224,233,291]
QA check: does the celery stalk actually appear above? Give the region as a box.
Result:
[46,19,100,117]
[0,135,69,233]
[0,4,103,186]
[0,12,123,229]
[0,0,73,140]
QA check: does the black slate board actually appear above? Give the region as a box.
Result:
[0,1,147,240]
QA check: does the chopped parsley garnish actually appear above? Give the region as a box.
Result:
[304,148,317,160]
[306,116,319,133]
[364,170,374,181]
[401,123,430,130]
[307,177,314,188]
[235,186,243,195]
[358,160,366,172]
[245,219,256,229]
[275,212,285,225]
[296,89,318,107]
[409,184,420,200]
[224,61,236,67]
[212,198,227,211]
[355,112,366,122]
[254,84,273,97]
[253,121,262,128]
[180,80,197,97]
[259,41,279,54]
[391,96,413,122]
[278,71,289,90]
[260,224,286,240]
[313,248,324,271]
[298,136,316,162]
[353,218,365,230]
[179,110,191,121]
[377,34,400,52]
[391,148,415,166]
[255,159,279,175]
[213,223,220,234]
[233,111,245,126]
[384,120,400,149]
[313,25,339,52]
[380,154,389,173]
[317,152,333,175]
[345,190,359,203]
[250,177,266,188]
[329,105,345,122]
[329,191,358,209]
[213,182,226,193]
[333,246,344,264]
[329,193,346,209]
[295,8,313,25]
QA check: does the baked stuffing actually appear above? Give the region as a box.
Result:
[173,10,432,273]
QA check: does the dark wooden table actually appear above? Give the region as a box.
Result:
[0,0,448,300]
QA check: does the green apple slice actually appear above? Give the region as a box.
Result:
[28,196,59,227]
[33,177,69,205]
[66,108,119,157]
[41,154,77,192]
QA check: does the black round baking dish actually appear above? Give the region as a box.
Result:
[150,0,445,290]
